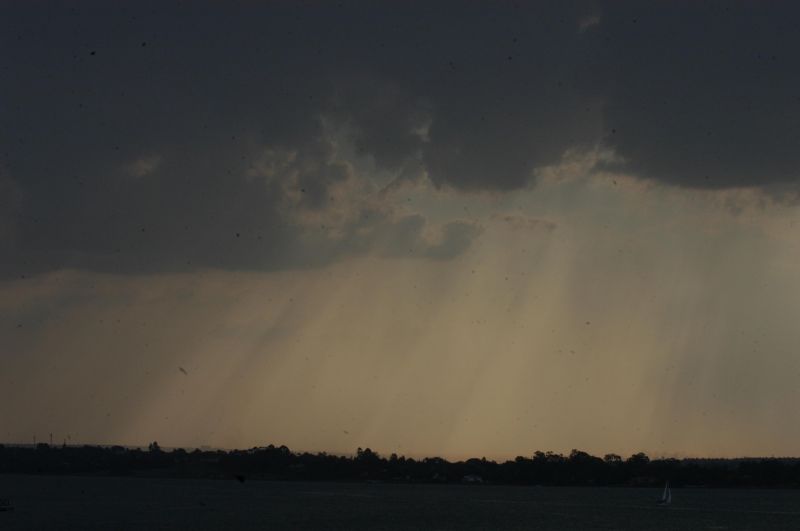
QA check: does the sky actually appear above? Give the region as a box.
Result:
[3,1,800,459]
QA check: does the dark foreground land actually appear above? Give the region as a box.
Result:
[2,475,800,530]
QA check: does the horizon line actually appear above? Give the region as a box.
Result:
[4,441,800,462]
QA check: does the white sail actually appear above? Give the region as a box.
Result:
[659,481,671,505]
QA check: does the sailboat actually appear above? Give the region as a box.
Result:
[657,481,671,506]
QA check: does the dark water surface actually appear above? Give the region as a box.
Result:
[2,475,800,530]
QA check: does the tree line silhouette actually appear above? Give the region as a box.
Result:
[2,443,800,488]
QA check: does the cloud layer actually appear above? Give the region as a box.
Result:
[3,1,800,276]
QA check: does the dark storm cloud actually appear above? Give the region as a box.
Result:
[593,1,800,189]
[2,1,799,276]
[328,2,601,189]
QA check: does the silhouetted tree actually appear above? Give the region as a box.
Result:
[2,444,799,488]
